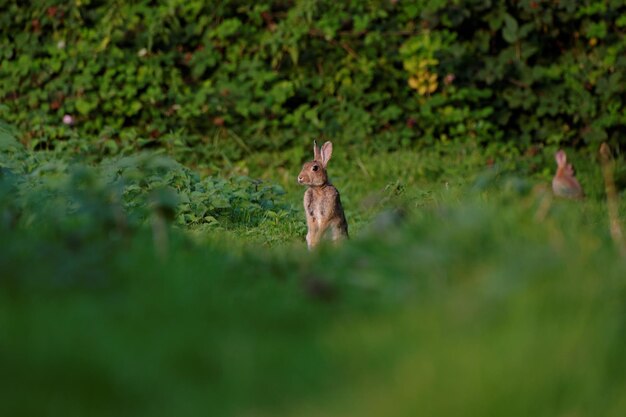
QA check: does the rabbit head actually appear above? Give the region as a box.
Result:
[298,140,333,186]
[555,149,574,176]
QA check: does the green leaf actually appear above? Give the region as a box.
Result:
[586,22,607,39]
[75,99,93,115]
[214,18,242,39]
[127,101,142,116]
[502,14,519,43]
[0,130,22,152]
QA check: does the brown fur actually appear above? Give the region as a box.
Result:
[297,141,348,250]
[552,149,584,199]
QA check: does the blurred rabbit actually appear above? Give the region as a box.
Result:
[297,140,348,250]
[552,149,584,199]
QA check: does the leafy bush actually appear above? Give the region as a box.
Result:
[0,139,295,242]
[1,1,624,162]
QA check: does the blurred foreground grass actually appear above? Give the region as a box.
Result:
[1,139,626,417]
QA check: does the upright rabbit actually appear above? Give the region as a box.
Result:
[552,149,584,199]
[297,141,348,250]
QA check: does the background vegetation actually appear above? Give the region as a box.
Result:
[1,1,626,416]
[2,0,626,164]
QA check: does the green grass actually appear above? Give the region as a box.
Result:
[1,141,626,417]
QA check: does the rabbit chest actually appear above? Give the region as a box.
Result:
[304,186,337,224]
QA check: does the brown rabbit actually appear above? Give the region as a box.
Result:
[552,149,584,199]
[297,141,348,250]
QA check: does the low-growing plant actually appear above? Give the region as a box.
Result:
[0,144,298,247]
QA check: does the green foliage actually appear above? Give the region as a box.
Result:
[0,146,296,249]
[2,147,626,416]
[2,2,626,412]
[2,1,625,164]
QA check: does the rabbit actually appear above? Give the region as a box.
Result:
[297,140,349,250]
[552,149,584,199]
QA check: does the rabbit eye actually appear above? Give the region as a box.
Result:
[312,165,319,171]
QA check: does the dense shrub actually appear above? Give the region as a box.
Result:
[0,135,294,241]
[1,0,625,161]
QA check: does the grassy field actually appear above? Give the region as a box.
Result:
[1,136,626,416]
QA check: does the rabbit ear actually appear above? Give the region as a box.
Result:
[321,141,333,167]
[313,140,321,161]
[555,150,567,168]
